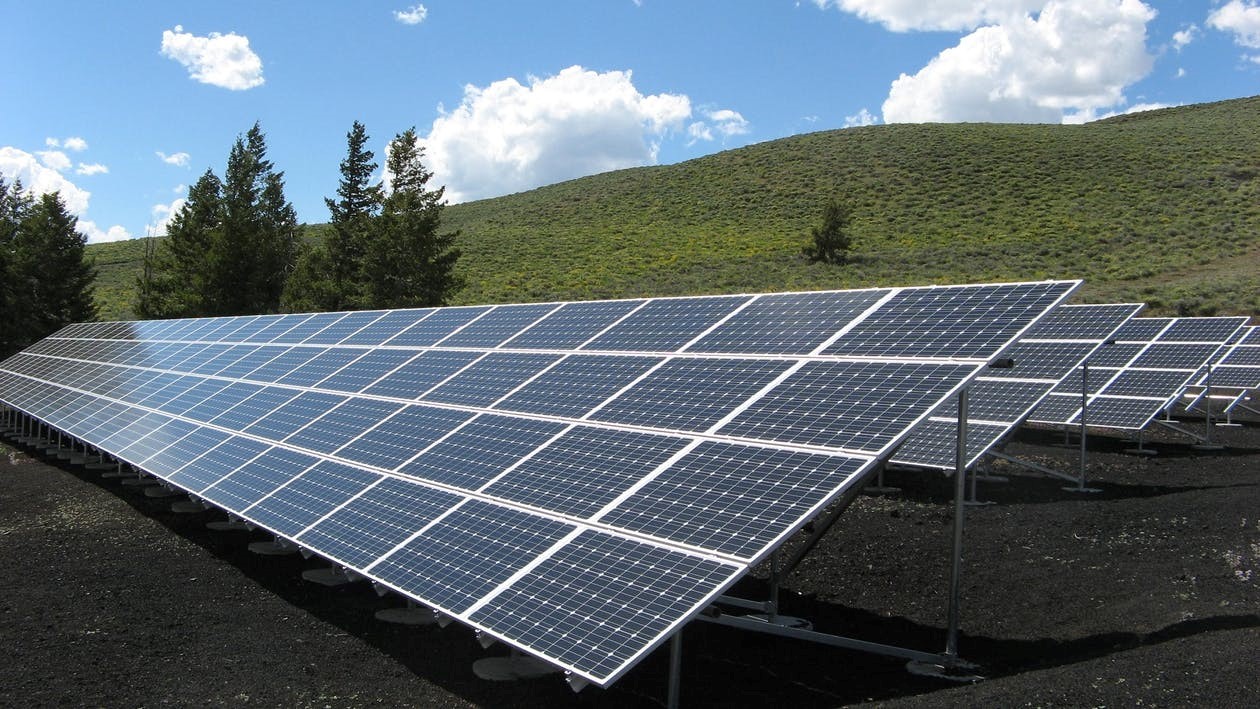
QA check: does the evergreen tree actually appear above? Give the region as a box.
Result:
[138,121,296,319]
[136,169,223,318]
[363,128,462,308]
[8,192,96,348]
[286,121,382,311]
[0,177,33,356]
[803,199,854,265]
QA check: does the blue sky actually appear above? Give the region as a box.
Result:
[2,1,1258,243]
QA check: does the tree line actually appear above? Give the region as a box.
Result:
[0,178,97,358]
[137,120,461,319]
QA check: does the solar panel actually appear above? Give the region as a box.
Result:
[1028,316,1249,429]
[892,303,1143,470]
[1195,326,1260,390]
[0,279,1079,688]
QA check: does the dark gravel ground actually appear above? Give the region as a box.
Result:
[2,416,1257,708]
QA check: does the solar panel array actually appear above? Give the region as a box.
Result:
[1196,326,1260,390]
[0,281,1079,687]
[892,303,1143,470]
[1027,316,1248,430]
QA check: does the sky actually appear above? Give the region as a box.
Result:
[1,1,1258,244]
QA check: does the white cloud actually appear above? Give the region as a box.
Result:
[1172,24,1199,51]
[37,150,72,172]
[687,121,713,143]
[45,136,89,152]
[687,108,750,145]
[813,0,1043,31]
[1061,101,1175,124]
[1,147,91,214]
[421,65,692,202]
[147,197,188,237]
[160,25,264,90]
[157,151,191,167]
[76,163,109,176]
[843,108,879,127]
[882,0,1157,124]
[78,221,131,243]
[394,4,428,24]
[1209,0,1260,63]
[0,146,129,243]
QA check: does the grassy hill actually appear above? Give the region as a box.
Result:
[90,96,1260,321]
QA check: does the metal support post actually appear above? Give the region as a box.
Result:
[667,630,682,709]
[1067,363,1101,492]
[944,387,968,660]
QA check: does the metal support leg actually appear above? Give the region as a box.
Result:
[1066,363,1101,492]
[944,388,967,660]
[667,630,682,709]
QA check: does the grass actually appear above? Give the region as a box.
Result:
[89,95,1260,320]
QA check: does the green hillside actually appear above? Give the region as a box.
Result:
[91,96,1260,320]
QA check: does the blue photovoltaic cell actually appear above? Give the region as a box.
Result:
[1023,303,1143,340]
[362,350,481,399]
[435,303,558,348]
[397,414,566,490]
[1208,367,1260,387]
[983,341,1097,381]
[1160,317,1246,342]
[1221,347,1260,367]
[502,300,644,350]
[244,314,313,343]
[83,406,145,443]
[182,381,264,422]
[335,404,473,470]
[890,418,1012,470]
[202,447,320,511]
[304,310,388,344]
[600,441,867,559]
[823,282,1071,358]
[118,418,199,465]
[1076,396,1166,429]
[334,310,432,346]
[1128,344,1222,370]
[1083,343,1142,368]
[1100,369,1197,397]
[165,343,232,373]
[470,530,740,683]
[211,346,288,379]
[317,349,417,393]
[961,378,1058,421]
[243,391,349,440]
[419,352,560,407]
[244,460,383,536]
[185,345,257,375]
[297,477,461,568]
[1113,318,1171,342]
[581,295,752,352]
[483,426,689,518]
[493,354,661,418]
[208,387,299,431]
[1028,393,1085,424]
[719,361,977,452]
[105,412,175,457]
[136,376,206,410]
[275,348,367,387]
[284,398,403,453]
[370,499,574,613]
[167,436,271,491]
[590,358,793,432]
[271,312,347,343]
[687,290,889,354]
[142,426,231,478]
[243,347,325,383]
[384,306,491,347]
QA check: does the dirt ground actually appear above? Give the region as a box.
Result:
[2,416,1257,708]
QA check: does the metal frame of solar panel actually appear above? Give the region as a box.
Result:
[0,280,1080,693]
[891,303,1143,472]
[1026,316,1249,434]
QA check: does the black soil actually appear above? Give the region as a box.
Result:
[2,419,1258,708]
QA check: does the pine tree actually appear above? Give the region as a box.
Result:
[9,192,96,347]
[286,121,382,311]
[363,128,462,308]
[0,177,33,356]
[136,169,223,318]
[803,199,854,265]
[140,122,296,319]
